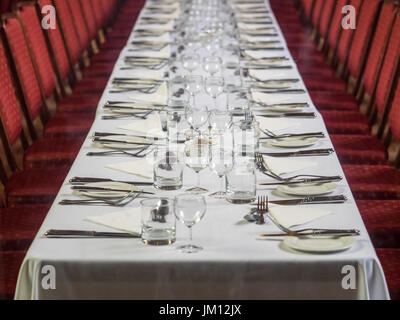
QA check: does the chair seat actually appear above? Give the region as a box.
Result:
[0,204,50,250]
[376,249,400,300]
[356,200,400,248]
[57,94,101,114]
[0,251,26,299]
[302,74,347,91]
[342,164,400,200]
[90,50,121,63]
[321,110,370,134]
[331,134,387,165]
[83,62,116,78]
[72,77,109,94]
[5,167,69,206]
[298,64,336,78]
[24,137,84,169]
[310,91,359,111]
[44,113,94,138]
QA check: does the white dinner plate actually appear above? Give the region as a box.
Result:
[75,182,139,199]
[283,236,355,253]
[264,137,319,148]
[276,182,338,196]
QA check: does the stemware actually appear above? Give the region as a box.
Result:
[209,142,234,198]
[174,194,207,253]
[203,56,222,76]
[184,136,210,194]
[205,77,225,110]
[185,75,203,108]
[181,53,200,75]
[185,104,209,133]
[208,110,232,133]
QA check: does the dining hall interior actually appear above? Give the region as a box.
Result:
[0,0,399,300]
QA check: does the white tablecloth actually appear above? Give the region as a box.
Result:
[14,0,390,300]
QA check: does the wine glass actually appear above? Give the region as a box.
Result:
[185,75,203,108]
[181,53,200,75]
[184,136,209,194]
[209,110,232,133]
[205,77,224,110]
[209,142,234,198]
[203,56,222,76]
[205,37,221,56]
[174,194,207,253]
[185,104,209,133]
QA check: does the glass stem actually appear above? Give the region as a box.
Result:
[189,226,193,244]
[220,175,224,193]
[196,171,201,189]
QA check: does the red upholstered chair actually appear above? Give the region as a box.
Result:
[376,249,400,300]
[0,250,26,299]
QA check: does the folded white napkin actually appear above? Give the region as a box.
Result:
[118,68,165,80]
[129,81,168,105]
[238,22,271,30]
[255,115,299,133]
[139,20,175,31]
[128,45,171,59]
[118,113,165,138]
[131,33,171,43]
[248,68,297,80]
[241,34,277,43]
[106,158,154,179]
[252,91,308,105]
[268,205,331,229]
[85,207,142,234]
[262,155,316,176]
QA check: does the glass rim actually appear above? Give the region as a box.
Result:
[140,198,172,207]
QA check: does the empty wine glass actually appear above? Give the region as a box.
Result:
[174,194,207,253]
[209,142,234,198]
[184,136,210,194]
[205,37,221,56]
[205,77,224,110]
[203,56,222,76]
[185,75,203,108]
[209,110,232,133]
[181,53,200,75]
[185,104,209,133]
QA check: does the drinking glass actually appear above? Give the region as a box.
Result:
[208,110,232,133]
[174,194,207,253]
[209,141,234,198]
[185,75,203,108]
[203,56,222,76]
[232,119,260,157]
[181,53,200,75]
[185,104,209,133]
[184,136,210,194]
[153,146,184,190]
[141,198,176,245]
[205,77,224,110]
[168,76,189,108]
[226,86,250,115]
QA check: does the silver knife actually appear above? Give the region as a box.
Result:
[44,229,140,238]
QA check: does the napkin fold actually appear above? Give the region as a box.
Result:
[252,91,308,105]
[118,68,165,80]
[268,205,331,229]
[262,155,316,176]
[118,113,165,138]
[129,81,168,105]
[131,33,171,43]
[129,45,171,59]
[85,207,142,234]
[138,20,175,31]
[238,22,271,30]
[248,68,297,80]
[255,115,299,133]
[106,158,154,179]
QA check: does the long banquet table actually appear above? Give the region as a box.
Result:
[14,0,390,299]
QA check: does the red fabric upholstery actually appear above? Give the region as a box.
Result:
[320,110,370,135]
[0,0,11,14]
[356,200,400,248]
[5,167,69,206]
[44,113,94,137]
[336,0,362,64]
[0,251,26,299]
[67,0,90,51]
[331,134,387,165]
[342,164,400,200]
[90,50,121,63]
[3,16,42,120]
[300,0,314,20]
[317,0,335,39]
[0,39,22,144]
[53,0,82,65]
[297,64,336,78]
[38,0,71,81]
[90,0,105,29]
[72,77,109,94]
[376,249,400,300]
[375,17,400,115]
[82,62,115,77]
[0,204,50,250]
[361,2,397,95]
[24,137,84,169]
[302,74,347,92]
[56,94,101,113]
[389,79,400,140]
[310,91,358,110]
[327,0,349,52]
[311,0,323,28]
[79,0,98,40]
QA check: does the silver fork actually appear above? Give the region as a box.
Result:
[59,190,142,207]
[87,145,155,158]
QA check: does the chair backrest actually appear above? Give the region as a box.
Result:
[78,0,98,42]
[361,3,398,97]
[66,0,91,53]
[52,0,82,66]
[311,0,324,28]
[90,0,105,31]
[15,2,58,99]
[387,77,400,166]
[37,0,71,83]
[335,0,363,65]
[0,1,11,14]
[301,0,314,21]
[327,0,349,53]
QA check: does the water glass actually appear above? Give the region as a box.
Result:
[168,76,189,108]
[226,86,250,115]
[232,119,260,156]
[153,146,184,190]
[141,198,176,245]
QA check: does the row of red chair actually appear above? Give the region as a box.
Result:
[270,0,400,300]
[0,0,146,300]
